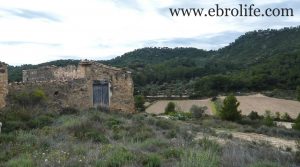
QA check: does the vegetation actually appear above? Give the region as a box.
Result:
[219,95,241,121]
[164,102,176,114]
[7,27,300,99]
[297,86,300,101]
[263,110,275,127]
[0,92,299,167]
[134,95,145,112]
[190,105,207,119]
[293,113,300,131]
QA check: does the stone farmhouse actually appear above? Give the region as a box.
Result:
[0,61,135,113]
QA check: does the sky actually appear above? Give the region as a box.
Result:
[0,0,299,65]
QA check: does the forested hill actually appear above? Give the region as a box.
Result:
[7,26,300,97]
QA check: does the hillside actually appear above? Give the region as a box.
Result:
[7,26,300,97]
[0,101,299,166]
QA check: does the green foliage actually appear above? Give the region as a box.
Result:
[292,113,300,131]
[134,95,145,112]
[281,112,293,122]
[142,154,161,167]
[219,95,241,121]
[297,86,300,101]
[60,107,80,115]
[10,89,47,107]
[168,112,192,121]
[263,110,275,127]
[165,102,176,114]
[248,111,261,120]
[6,154,35,167]
[248,161,280,167]
[96,146,134,167]
[190,105,207,119]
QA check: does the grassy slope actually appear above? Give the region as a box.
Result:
[0,106,299,167]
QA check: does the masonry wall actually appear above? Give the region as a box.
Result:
[0,62,8,109]
[85,62,135,112]
[19,61,135,112]
[8,79,90,109]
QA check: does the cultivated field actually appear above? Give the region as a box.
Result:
[146,94,300,118]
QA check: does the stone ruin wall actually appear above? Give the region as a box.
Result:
[8,79,90,110]
[0,62,8,109]
[19,61,135,112]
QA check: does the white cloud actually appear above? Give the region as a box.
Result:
[0,0,299,65]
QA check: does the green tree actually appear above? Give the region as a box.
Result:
[297,86,300,101]
[263,110,275,127]
[165,102,176,114]
[190,105,207,118]
[134,95,145,112]
[292,113,300,130]
[219,95,241,121]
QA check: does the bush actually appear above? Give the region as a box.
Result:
[263,110,275,127]
[248,111,261,120]
[28,115,54,129]
[60,107,79,115]
[10,89,47,107]
[142,154,161,167]
[6,154,35,167]
[292,113,300,131]
[219,95,241,121]
[135,95,145,112]
[190,105,207,119]
[165,102,176,114]
[297,86,300,101]
[281,112,293,122]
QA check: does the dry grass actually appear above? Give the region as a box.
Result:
[146,94,300,118]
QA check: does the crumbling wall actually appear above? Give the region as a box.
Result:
[19,61,135,112]
[8,79,90,109]
[86,62,135,112]
[0,62,8,109]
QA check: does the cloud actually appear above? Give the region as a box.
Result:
[0,41,61,47]
[1,8,60,22]
[0,0,299,65]
[142,31,243,50]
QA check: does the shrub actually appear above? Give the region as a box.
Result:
[10,89,47,107]
[135,95,145,112]
[162,148,183,159]
[281,112,293,122]
[28,115,54,129]
[60,107,79,115]
[165,102,176,114]
[142,154,161,167]
[292,113,300,131]
[176,148,220,167]
[6,154,35,167]
[263,111,275,127]
[297,86,300,101]
[85,130,109,143]
[190,105,207,119]
[274,112,281,121]
[248,111,261,120]
[248,161,280,167]
[96,147,134,167]
[219,95,241,121]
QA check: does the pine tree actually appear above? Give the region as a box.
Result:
[219,94,241,121]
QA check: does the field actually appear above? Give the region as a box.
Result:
[146,94,300,118]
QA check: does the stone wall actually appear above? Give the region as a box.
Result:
[18,61,135,112]
[0,62,8,109]
[8,79,90,109]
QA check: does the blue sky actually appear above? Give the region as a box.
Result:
[0,0,299,65]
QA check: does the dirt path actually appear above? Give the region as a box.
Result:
[195,130,298,151]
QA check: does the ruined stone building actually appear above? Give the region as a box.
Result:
[0,62,8,109]
[3,61,135,112]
